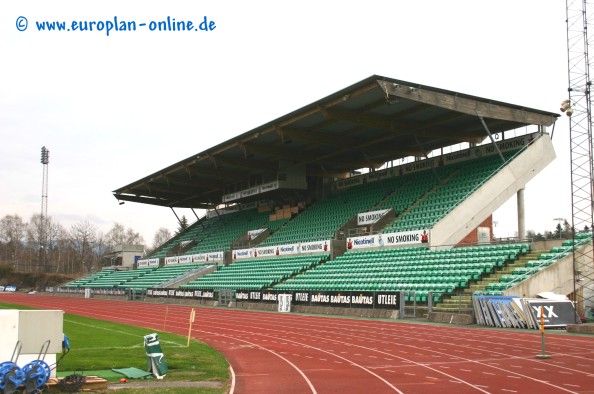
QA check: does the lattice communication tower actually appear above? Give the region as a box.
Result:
[566,0,594,321]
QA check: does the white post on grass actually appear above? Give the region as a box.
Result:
[187,308,196,347]
[163,306,169,331]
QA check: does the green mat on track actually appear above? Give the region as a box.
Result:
[58,367,153,379]
[112,367,153,379]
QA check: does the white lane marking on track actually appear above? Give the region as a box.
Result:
[265,339,405,393]
[235,374,270,377]
[195,329,317,394]
[199,321,491,394]
[17,295,593,394]
[367,365,400,370]
[206,330,404,394]
[229,365,236,394]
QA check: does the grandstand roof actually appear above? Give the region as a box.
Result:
[113,75,559,209]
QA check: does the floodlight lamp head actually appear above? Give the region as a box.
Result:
[392,83,400,89]
[560,99,571,112]
[408,87,418,93]
[40,146,49,164]
[566,108,574,117]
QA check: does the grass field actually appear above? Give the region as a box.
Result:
[0,302,229,394]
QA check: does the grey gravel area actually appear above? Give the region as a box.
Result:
[108,381,224,390]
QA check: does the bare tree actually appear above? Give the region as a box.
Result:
[104,223,126,246]
[25,215,69,273]
[0,214,26,270]
[48,221,68,273]
[70,221,98,273]
[152,227,172,251]
[105,222,145,247]
[526,229,545,241]
[26,213,49,272]
[124,227,144,246]
[26,214,43,247]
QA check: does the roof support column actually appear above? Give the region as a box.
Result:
[192,208,207,229]
[414,136,440,182]
[476,110,505,163]
[363,153,388,195]
[170,207,182,228]
[517,188,526,240]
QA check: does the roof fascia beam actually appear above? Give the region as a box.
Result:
[379,80,556,126]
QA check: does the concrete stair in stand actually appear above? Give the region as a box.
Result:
[428,250,544,319]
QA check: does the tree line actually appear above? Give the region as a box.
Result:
[0,214,172,274]
[525,219,587,241]
[1,212,583,275]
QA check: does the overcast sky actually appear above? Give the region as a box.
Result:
[0,1,572,246]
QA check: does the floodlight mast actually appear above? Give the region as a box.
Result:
[40,146,49,272]
[566,0,594,322]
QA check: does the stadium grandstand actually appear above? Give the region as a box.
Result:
[55,75,591,324]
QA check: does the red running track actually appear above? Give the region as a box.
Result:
[2,293,594,394]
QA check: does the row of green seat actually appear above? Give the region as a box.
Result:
[181,255,328,290]
[274,244,525,298]
[483,234,592,293]
[66,263,212,290]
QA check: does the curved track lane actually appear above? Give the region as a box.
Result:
[2,294,594,393]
